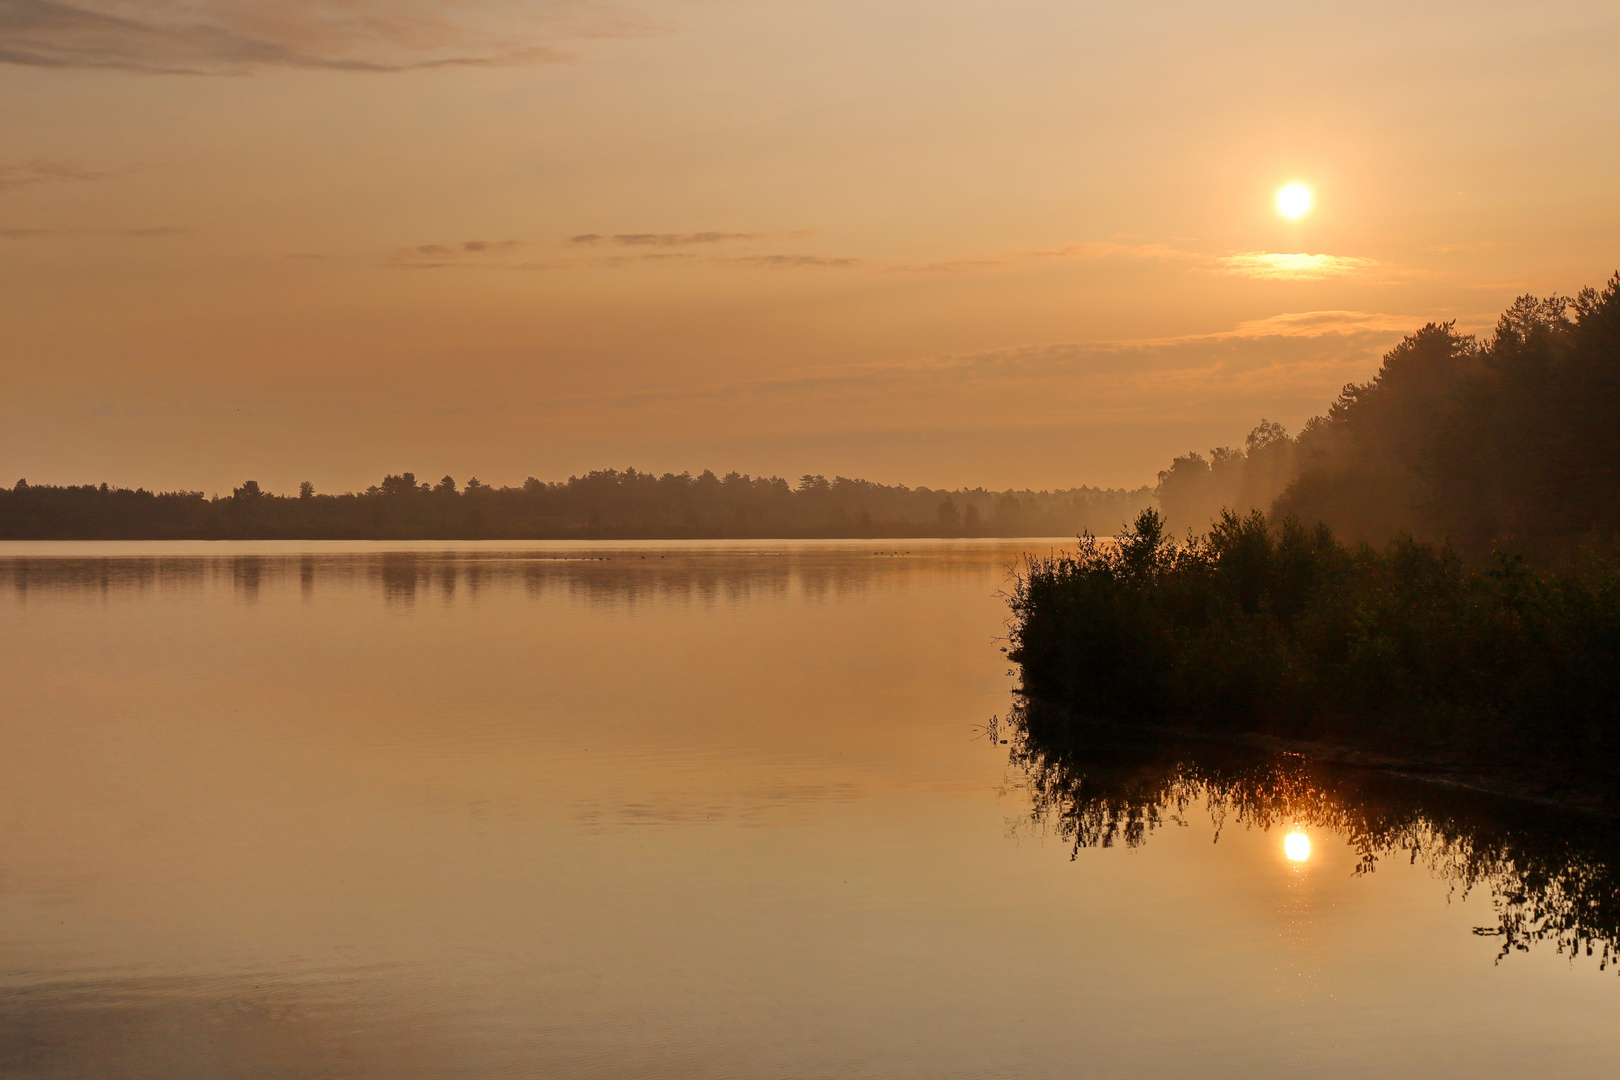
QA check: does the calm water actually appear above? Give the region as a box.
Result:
[2,540,1619,1078]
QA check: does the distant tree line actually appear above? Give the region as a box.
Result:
[0,469,1154,540]
[1157,274,1620,555]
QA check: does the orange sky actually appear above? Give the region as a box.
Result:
[2,0,1617,494]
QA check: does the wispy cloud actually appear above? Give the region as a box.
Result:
[0,158,111,190]
[0,0,583,73]
[392,231,1395,282]
[567,231,801,247]
[0,223,183,238]
[1229,310,1417,337]
[392,229,872,270]
[393,249,864,271]
[722,253,863,269]
[499,312,1418,446]
[403,239,522,258]
[1216,252,1381,280]
[458,239,521,253]
[1026,240,1390,282]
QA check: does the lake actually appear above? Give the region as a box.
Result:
[2,540,1619,1078]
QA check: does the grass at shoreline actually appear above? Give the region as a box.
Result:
[1007,509,1620,793]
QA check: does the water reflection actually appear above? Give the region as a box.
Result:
[0,543,1026,609]
[1001,696,1620,970]
[0,540,1069,1080]
[6,541,1620,1078]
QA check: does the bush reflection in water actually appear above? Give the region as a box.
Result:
[1000,696,1620,971]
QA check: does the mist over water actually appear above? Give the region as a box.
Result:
[3,541,1620,1079]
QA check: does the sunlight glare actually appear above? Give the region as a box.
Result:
[1275,183,1313,220]
[1284,831,1312,862]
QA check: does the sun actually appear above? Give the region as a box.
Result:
[1284,831,1312,862]
[1276,182,1313,220]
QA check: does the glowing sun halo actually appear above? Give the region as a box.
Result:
[1276,183,1313,220]
[1284,831,1312,862]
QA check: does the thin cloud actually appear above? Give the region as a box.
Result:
[397,233,1396,283]
[0,158,111,190]
[394,248,865,271]
[615,231,767,246]
[0,0,577,74]
[568,231,770,247]
[459,239,520,253]
[502,314,1413,443]
[398,239,522,259]
[0,223,183,238]
[723,254,863,269]
[1025,241,1394,284]
[1230,310,1416,337]
[1217,252,1380,280]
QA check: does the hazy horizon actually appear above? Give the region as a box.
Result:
[3,0,1617,495]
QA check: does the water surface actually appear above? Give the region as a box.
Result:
[2,540,1619,1078]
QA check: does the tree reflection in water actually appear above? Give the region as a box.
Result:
[998,696,1620,971]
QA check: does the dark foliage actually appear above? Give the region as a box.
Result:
[0,469,1152,540]
[1278,275,1620,551]
[1157,275,1620,552]
[1007,508,1620,788]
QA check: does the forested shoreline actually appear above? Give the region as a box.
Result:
[1009,508,1620,800]
[1158,274,1620,556]
[0,469,1152,540]
[1009,276,1620,800]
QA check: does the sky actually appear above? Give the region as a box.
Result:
[1,0,1617,495]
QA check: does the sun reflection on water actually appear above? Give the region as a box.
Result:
[1284,831,1312,862]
